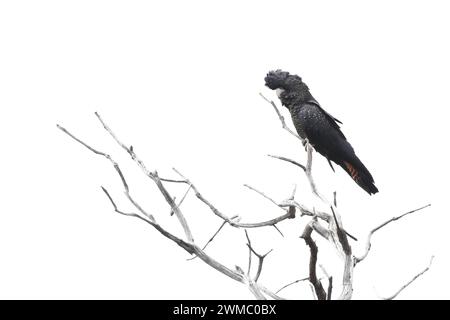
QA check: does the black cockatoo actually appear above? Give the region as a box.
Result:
[265,70,378,195]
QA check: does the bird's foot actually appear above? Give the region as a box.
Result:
[302,138,309,151]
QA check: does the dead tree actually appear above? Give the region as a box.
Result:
[57,95,432,300]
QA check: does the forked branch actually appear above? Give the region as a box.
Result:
[355,204,431,263]
[57,122,281,300]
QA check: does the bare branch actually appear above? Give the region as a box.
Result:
[247,278,267,300]
[333,191,337,207]
[201,219,233,251]
[101,187,197,256]
[259,92,304,142]
[308,282,318,300]
[355,204,431,263]
[259,285,285,300]
[245,230,273,282]
[244,184,287,211]
[95,112,133,155]
[170,184,192,216]
[311,220,331,240]
[280,199,331,222]
[57,124,109,157]
[268,154,306,172]
[275,277,309,294]
[57,124,154,221]
[173,168,296,228]
[345,232,358,242]
[242,184,288,236]
[154,174,194,242]
[93,113,195,243]
[327,276,333,300]
[272,225,284,237]
[269,150,342,218]
[381,256,434,300]
[301,222,327,300]
[159,177,189,184]
[328,205,353,300]
[372,204,431,235]
[271,143,328,207]
[101,186,141,219]
[245,231,253,275]
[305,144,328,203]
[57,125,129,190]
[187,218,236,261]
[319,264,333,300]
[290,184,297,199]
[283,200,356,242]
[331,206,351,256]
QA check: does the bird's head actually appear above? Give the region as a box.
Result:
[265,69,307,91]
[264,70,311,105]
[264,70,291,90]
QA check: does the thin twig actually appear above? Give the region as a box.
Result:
[333,191,337,207]
[170,184,192,216]
[245,231,253,275]
[244,184,287,211]
[57,124,154,221]
[331,206,351,255]
[259,92,303,142]
[160,178,189,184]
[57,124,127,191]
[275,277,309,294]
[187,218,234,261]
[243,184,287,236]
[272,225,284,237]
[101,187,140,218]
[268,154,306,172]
[356,204,431,263]
[245,230,273,282]
[289,184,297,200]
[381,256,434,300]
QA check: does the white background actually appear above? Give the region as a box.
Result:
[0,1,449,299]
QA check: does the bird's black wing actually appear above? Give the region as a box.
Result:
[307,99,347,139]
[305,100,346,140]
[294,103,348,157]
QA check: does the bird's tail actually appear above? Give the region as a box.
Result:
[339,155,378,195]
